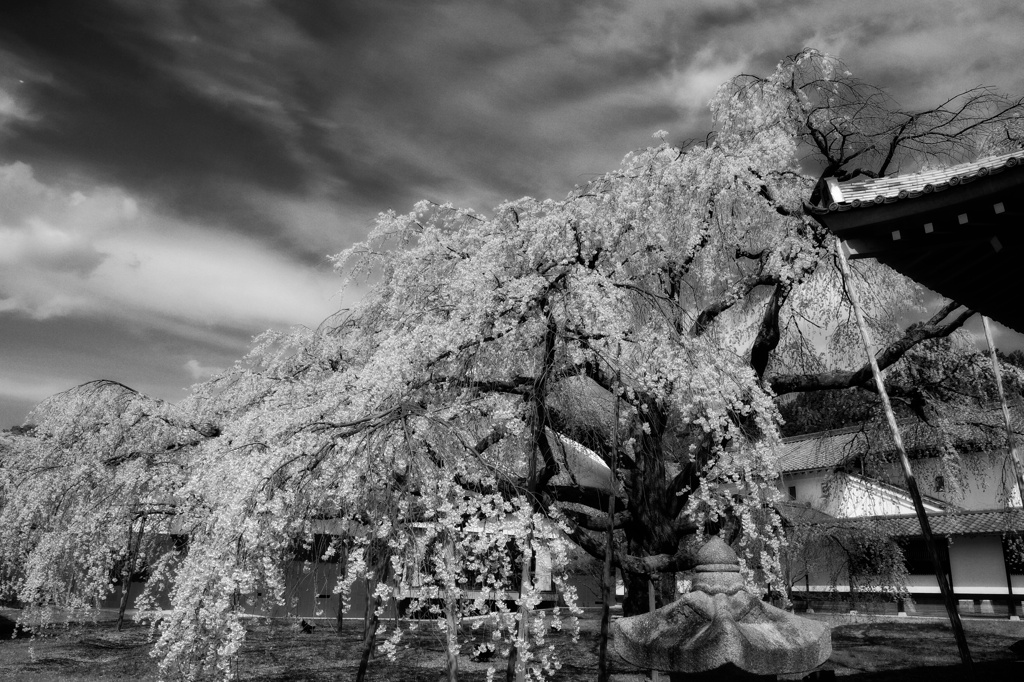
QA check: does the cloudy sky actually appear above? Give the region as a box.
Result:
[2,1,1024,427]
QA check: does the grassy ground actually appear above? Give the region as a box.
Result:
[1,609,1022,681]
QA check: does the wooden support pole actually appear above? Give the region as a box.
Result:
[1000,535,1020,621]
[337,543,348,634]
[647,579,662,682]
[444,538,461,682]
[835,238,973,669]
[509,321,556,682]
[598,374,620,682]
[981,316,1024,505]
[508,543,532,682]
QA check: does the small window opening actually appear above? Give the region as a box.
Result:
[788,486,797,499]
[934,475,945,492]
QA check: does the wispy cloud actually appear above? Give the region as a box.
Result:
[0,161,342,329]
[1,0,1024,426]
[184,358,223,381]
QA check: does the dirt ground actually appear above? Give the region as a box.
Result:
[1,609,1022,681]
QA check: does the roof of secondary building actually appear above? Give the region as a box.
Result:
[803,507,1024,537]
[779,424,875,472]
[778,403,1024,474]
[775,501,836,526]
[778,421,949,473]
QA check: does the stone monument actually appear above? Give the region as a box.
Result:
[613,535,831,680]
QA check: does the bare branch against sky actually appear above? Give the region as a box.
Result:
[2,0,1024,426]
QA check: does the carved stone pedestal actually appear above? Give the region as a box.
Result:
[613,536,832,679]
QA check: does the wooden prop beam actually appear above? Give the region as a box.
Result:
[981,315,1024,504]
[1001,536,1021,621]
[598,373,620,682]
[835,238,973,669]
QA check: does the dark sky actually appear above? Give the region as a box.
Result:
[2,0,1024,426]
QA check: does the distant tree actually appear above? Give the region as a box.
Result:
[998,348,1024,379]
[0,381,213,625]
[783,522,910,608]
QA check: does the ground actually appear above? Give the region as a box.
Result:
[0,609,1022,681]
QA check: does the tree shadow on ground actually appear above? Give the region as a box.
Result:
[0,612,31,639]
[833,659,1021,681]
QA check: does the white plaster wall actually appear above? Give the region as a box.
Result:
[779,469,951,519]
[948,536,1011,593]
[879,452,1022,510]
[776,470,825,507]
[832,477,914,518]
[905,573,941,594]
[237,561,346,619]
[826,475,944,518]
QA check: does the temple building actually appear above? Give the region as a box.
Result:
[791,149,1024,618]
[807,149,1024,332]
[777,417,1024,618]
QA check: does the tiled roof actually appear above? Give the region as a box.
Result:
[775,501,836,526]
[778,424,874,472]
[810,150,1024,214]
[778,421,946,473]
[806,507,1024,537]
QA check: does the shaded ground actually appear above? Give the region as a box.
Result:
[0,609,1021,681]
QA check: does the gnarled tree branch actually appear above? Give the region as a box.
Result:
[770,301,974,395]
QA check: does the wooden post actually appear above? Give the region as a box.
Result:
[981,316,1024,505]
[805,574,813,613]
[337,542,348,634]
[835,238,973,669]
[648,579,662,682]
[1000,536,1020,620]
[443,537,461,682]
[598,374,620,682]
[363,574,373,639]
[509,315,557,682]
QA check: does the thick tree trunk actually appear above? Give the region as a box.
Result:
[507,314,557,679]
[621,401,677,616]
[622,570,675,615]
